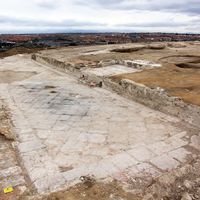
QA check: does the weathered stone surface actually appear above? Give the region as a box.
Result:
[83,65,138,77]
[127,146,155,162]
[150,154,180,171]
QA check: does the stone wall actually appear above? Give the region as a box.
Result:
[104,79,200,128]
[98,59,161,69]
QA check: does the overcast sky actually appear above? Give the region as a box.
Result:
[0,0,200,33]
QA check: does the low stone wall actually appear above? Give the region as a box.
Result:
[32,54,82,78]
[98,59,161,70]
[104,79,200,128]
[32,53,200,128]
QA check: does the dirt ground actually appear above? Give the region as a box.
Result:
[0,70,37,84]
[29,181,141,200]
[112,63,200,106]
[0,47,44,59]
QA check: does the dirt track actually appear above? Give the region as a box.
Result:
[0,47,43,59]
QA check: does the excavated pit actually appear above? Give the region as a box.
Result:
[159,55,200,69]
[159,55,200,64]
[176,63,200,69]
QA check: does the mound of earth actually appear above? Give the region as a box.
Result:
[110,44,166,53]
[148,44,166,50]
[168,42,187,48]
[111,46,145,53]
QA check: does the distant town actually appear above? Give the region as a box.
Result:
[1,32,200,52]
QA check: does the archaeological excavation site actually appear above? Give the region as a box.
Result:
[1,41,200,200]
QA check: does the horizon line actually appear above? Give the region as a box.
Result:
[1,31,200,35]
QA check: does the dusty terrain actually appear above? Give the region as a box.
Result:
[0,70,37,84]
[0,42,200,200]
[0,47,44,59]
[112,63,200,106]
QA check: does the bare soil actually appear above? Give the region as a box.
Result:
[0,70,37,84]
[0,47,44,59]
[35,181,141,200]
[112,64,200,106]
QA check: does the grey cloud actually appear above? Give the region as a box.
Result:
[116,21,189,28]
[79,0,200,15]
[0,14,198,33]
[0,15,106,28]
[115,16,200,29]
[1,0,200,33]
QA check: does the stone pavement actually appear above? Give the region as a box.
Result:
[82,65,139,77]
[0,55,199,195]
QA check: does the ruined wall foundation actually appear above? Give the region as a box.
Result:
[32,53,200,129]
